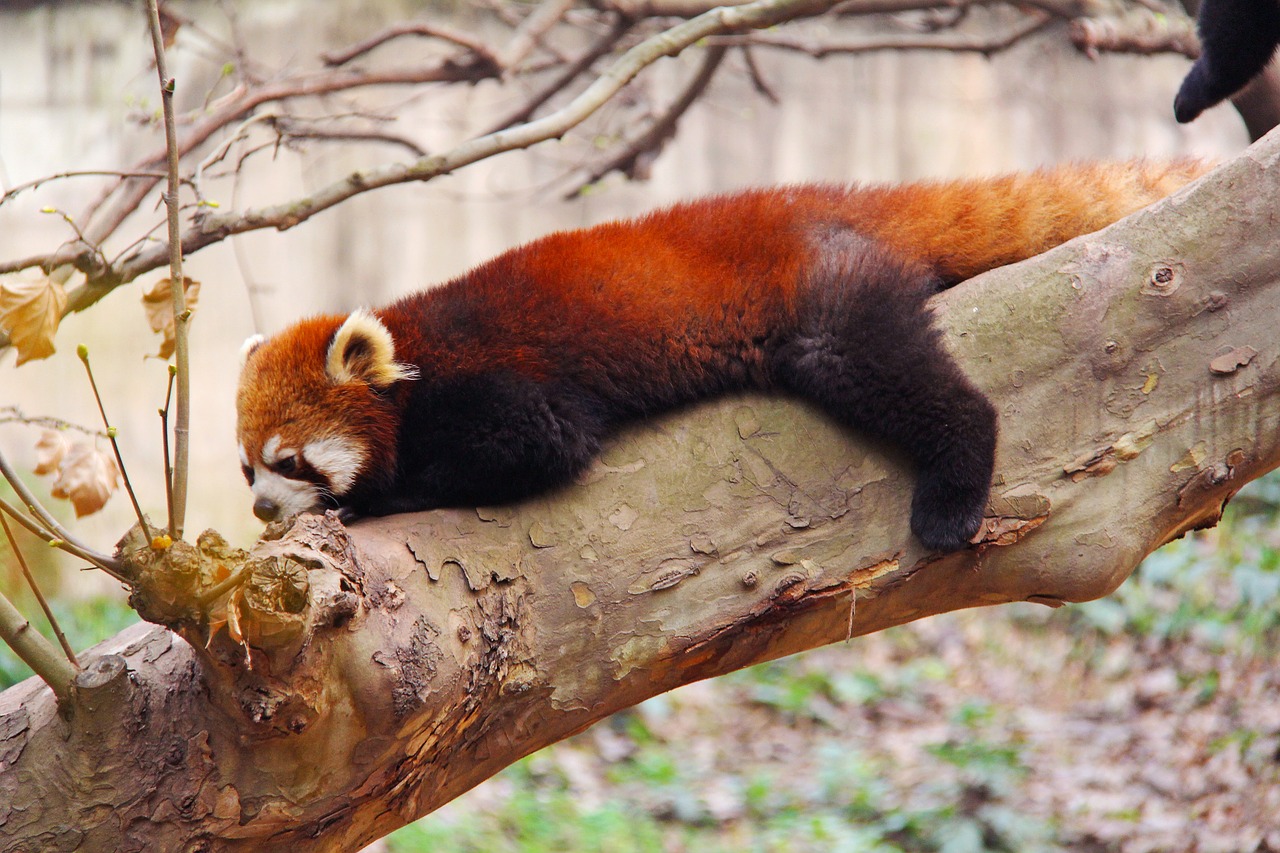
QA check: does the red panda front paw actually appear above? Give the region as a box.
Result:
[909,471,988,551]
[334,505,363,525]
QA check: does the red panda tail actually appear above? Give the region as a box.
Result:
[847,158,1214,282]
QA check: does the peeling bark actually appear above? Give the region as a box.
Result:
[2,131,1279,850]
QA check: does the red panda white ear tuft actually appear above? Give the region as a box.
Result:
[326,309,418,387]
[239,334,266,367]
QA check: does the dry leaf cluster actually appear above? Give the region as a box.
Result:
[33,429,120,517]
[141,276,200,360]
[0,273,198,365]
[0,272,66,365]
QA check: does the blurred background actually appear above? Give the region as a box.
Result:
[1,1,1276,850]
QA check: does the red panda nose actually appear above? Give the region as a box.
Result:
[253,498,280,522]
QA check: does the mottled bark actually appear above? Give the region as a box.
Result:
[2,131,1278,851]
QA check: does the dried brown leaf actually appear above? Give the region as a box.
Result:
[0,273,67,365]
[49,441,119,517]
[33,430,68,476]
[141,276,200,360]
[227,586,245,645]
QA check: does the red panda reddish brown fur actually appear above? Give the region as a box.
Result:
[236,159,1211,550]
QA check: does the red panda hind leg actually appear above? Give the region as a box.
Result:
[770,234,996,551]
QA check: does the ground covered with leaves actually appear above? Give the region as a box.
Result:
[387,510,1280,853]
[3,498,1278,852]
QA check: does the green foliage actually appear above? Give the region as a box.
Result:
[0,594,138,689]
[387,759,669,853]
[1068,470,1280,646]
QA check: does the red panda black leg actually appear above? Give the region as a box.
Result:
[361,372,604,515]
[1175,0,1280,122]
[773,236,996,551]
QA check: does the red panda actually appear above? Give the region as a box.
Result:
[237,159,1210,550]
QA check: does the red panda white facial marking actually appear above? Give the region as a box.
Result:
[301,436,367,496]
[238,433,370,521]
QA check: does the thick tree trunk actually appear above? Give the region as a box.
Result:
[3,130,1279,851]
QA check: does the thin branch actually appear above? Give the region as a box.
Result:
[192,110,280,193]
[77,346,153,542]
[1,514,78,667]
[146,0,191,541]
[499,0,576,69]
[0,497,57,552]
[711,10,1055,56]
[0,406,105,438]
[36,207,108,276]
[0,454,128,580]
[68,59,505,258]
[482,15,635,135]
[321,21,502,69]
[740,45,782,103]
[160,365,176,538]
[268,119,429,158]
[566,44,729,196]
[0,170,170,207]
[1069,6,1199,59]
[0,583,76,704]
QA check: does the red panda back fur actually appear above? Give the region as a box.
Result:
[236,159,1210,549]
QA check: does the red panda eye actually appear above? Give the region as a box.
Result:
[241,465,255,486]
[274,456,298,476]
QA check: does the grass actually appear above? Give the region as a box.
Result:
[0,589,138,689]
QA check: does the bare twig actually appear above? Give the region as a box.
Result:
[62,60,504,265]
[0,407,104,438]
[740,45,782,103]
[146,0,191,541]
[321,21,502,70]
[160,365,176,538]
[193,111,280,193]
[566,44,729,195]
[712,10,1055,56]
[483,15,634,135]
[1,514,78,667]
[268,119,429,158]
[0,170,170,207]
[499,0,576,69]
[76,346,153,542]
[0,485,127,581]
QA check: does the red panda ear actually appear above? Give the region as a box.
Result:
[326,309,417,388]
[239,334,265,367]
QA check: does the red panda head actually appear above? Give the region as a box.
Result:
[235,310,417,522]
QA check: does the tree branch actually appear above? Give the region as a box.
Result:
[1,0,841,333]
[1068,5,1198,59]
[713,9,1054,56]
